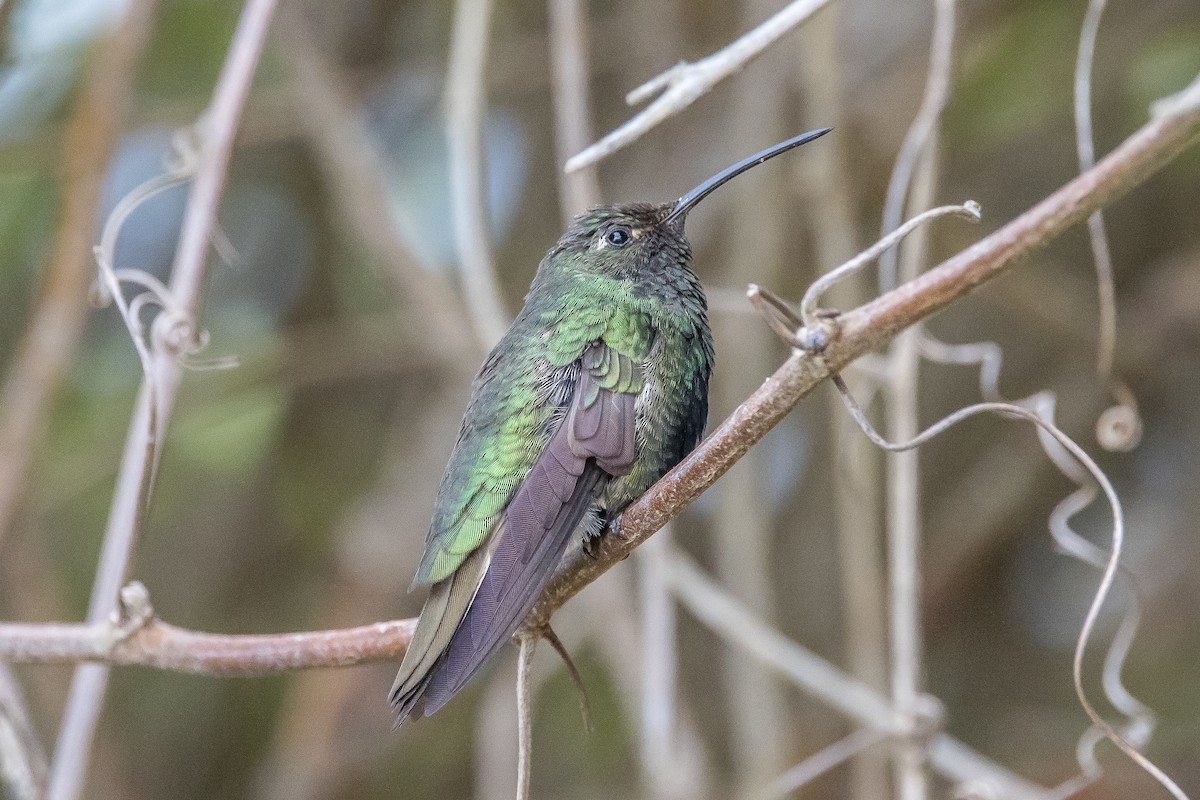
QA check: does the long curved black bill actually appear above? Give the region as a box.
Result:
[665,127,832,224]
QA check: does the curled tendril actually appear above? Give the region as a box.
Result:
[893,329,1178,797]
[1096,381,1142,453]
[91,120,243,501]
[748,256,1179,797]
[828,374,1186,799]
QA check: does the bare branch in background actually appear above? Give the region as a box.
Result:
[0,0,158,554]
[274,4,480,360]
[47,1,281,797]
[446,0,509,348]
[880,3,956,798]
[712,6,795,783]
[636,531,689,800]
[547,0,601,220]
[564,0,833,173]
[661,549,1053,800]
[793,12,889,796]
[829,379,1187,799]
[763,729,888,799]
[0,4,160,788]
[0,664,47,800]
[1074,0,1117,379]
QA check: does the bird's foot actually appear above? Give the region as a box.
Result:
[582,536,600,559]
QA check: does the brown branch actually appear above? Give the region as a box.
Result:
[0,616,414,677]
[0,77,1197,676]
[526,76,1200,628]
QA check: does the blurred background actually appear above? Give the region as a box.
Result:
[1,0,1199,798]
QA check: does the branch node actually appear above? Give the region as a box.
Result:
[909,693,946,748]
[152,312,205,359]
[626,60,688,105]
[110,581,154,644]
[747,283,803,346]
[796,313,841,353]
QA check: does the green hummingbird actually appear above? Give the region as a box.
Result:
[391,128,832,723]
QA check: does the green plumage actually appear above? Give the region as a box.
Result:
[413,206,709,587]
[393,203,712,722]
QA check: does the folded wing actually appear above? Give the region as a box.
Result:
[391,341,641,722]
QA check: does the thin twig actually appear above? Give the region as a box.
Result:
[0,664,47,800]
[1074,0,1117,379]
[921,322,1157,781]
[877,0,957,292]
[515,634,537,800]
[547,0,601,220]
[761,728,888,799]
[830,378,1189,800]
[541,625,592,731]
[799,201,980,330]
[564,0,833,172]
[661,548,1055,800]
[446,0,509,348]
[48,1,280,797]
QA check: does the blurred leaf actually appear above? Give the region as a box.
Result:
[1127,30,1200,115]
[170,385,286,479]
[950,3,1078,150]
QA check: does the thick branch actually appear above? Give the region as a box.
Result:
[1,77,1198,674]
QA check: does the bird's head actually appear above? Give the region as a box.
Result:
[543,127,832,287]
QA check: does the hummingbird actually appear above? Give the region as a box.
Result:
[391,128,832,723]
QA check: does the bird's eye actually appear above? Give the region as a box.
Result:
[604,226,632,248]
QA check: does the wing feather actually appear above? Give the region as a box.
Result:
[392,341,642,723]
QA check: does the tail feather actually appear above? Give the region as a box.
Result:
[419,463,604,715]
[390,544,491,724]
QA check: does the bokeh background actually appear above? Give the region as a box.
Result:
[1,0,1199,798]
